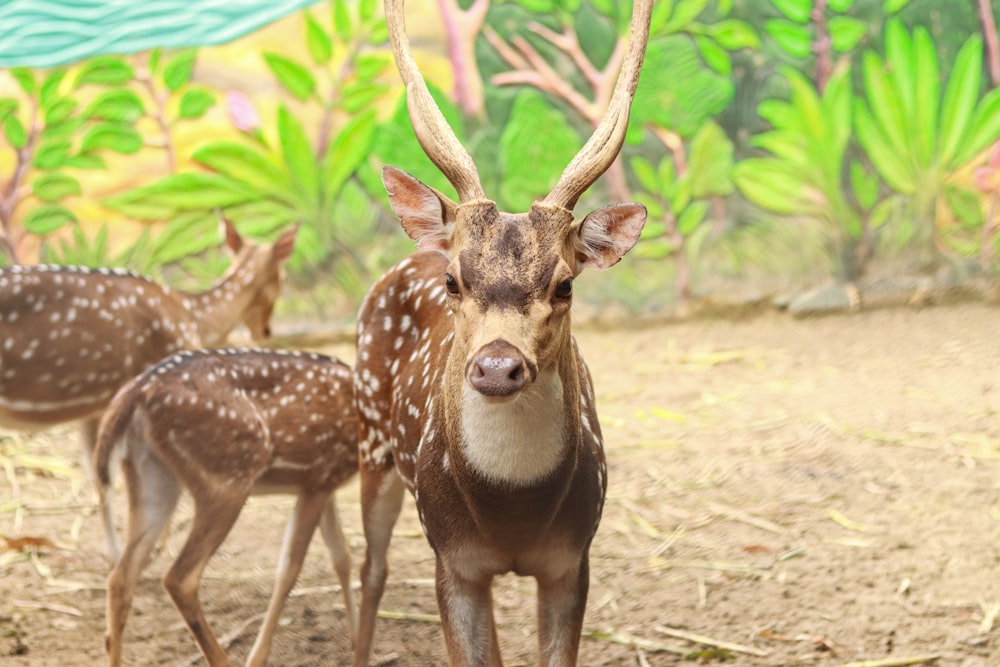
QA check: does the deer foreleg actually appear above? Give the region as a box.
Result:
[535,553,590,667]
[435,557,503,667]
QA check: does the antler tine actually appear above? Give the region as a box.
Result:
[385,0,486,203]
[543,0,653,211]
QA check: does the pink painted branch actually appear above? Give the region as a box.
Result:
[527,22,602,90]
[978,0,1000,87]
[436,0,489,117]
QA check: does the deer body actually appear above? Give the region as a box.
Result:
[95,348,357,667]
[0,222,297,558]
[354,0,652,663]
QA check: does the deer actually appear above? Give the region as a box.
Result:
[0,218,297,559]
[351,0,652,664]
[94,347,358,667]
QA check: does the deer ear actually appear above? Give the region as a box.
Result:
[574,203,647,271]
[383,166,458,252]
[219,211,244,254]
[272,224,299,264]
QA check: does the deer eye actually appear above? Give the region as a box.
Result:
[444,273,460,295]
[555,278,573,299]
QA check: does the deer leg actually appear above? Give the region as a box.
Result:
[105,456,181,667]
[353,468,405,667]
[535,553,590,667]
[81,416,121,561]
[435,556,503,667]
[318,494,356,643]
[244,490,329,667]
[161,495,246,667]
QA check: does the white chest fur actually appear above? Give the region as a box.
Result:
[459,369,568,486]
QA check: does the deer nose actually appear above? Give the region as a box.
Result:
[468,340,527,397]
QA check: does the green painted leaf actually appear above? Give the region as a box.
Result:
[333,0,352,42]
[939,35,983,168]
[22,203,75,235]
[39,70,66,106]
[665,0,710,32]
[710,20,759,50]
[321,109,377,205]
[263,52,316,101]
[359,0,378,22]
[32,173,81,202]
[192,141,291,193]
[829,16,867,52]
[355,53,391,80]
[340,81,390,113]
[83,89,144,122]
[861,50,908,160]
[854,103,914,193]
[695,36,731,75]
[305,12,333,64]
[10,68,35,94]
[954,88,1000,167]
[65,154,106,170]
[499,90,580,211]
[677,201,708,235]
[101,173,256,220]
[734,158,807,215]
[3,114,27,149]
[884,0,912,13]
[177,88,215,119]
[770,0,811,23]
[149,211,222,266]
[688,121,734,197]
[80,123,143,154]
[43,97,76,125]
[277,105,319,199]
[765,20,812,59]
[36,139,72,168]
[630,157,661,194]
[911,26,939,168]
[829,0,856,10]
[75,56,133,87]
[162,49,197,91]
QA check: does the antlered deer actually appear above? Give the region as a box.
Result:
[0,219,297,558]
[95,348,358,667]
[352,0,652,664]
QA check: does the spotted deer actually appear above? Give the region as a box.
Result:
[94,348,358,667]
[0,219,297,558]
[352,0,652,664]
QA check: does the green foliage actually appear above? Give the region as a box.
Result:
[102,0,393,302]
[650,0,759,74]
[629,36,734,142]
[854,20,1000,258]
[735,64,875,278]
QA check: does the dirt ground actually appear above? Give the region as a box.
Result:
[2,302,999,667]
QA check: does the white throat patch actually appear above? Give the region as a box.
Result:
[459,369,567,486]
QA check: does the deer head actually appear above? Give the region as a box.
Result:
[382,0,650,402]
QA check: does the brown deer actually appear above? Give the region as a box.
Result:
[94,348,358,667]
[352,0,652,664]
[0,219,297,558]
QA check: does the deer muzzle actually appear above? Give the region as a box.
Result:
[467,339,533,398]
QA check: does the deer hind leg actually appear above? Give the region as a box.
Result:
[535,553,590,667]
[318,494,356,643]
[353,467,405,667]
[435,557,503,667]
[244,490,330,667]
[105,455,181,667]
[81,416,121,560]
[161,494,247,667]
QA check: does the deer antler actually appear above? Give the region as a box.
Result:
[543,0,653,212]
[385,0,486,203]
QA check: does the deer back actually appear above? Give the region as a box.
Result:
[95,348,357,496]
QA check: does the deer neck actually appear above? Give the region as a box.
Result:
[178,251,262,346]
[442,338,581,489]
